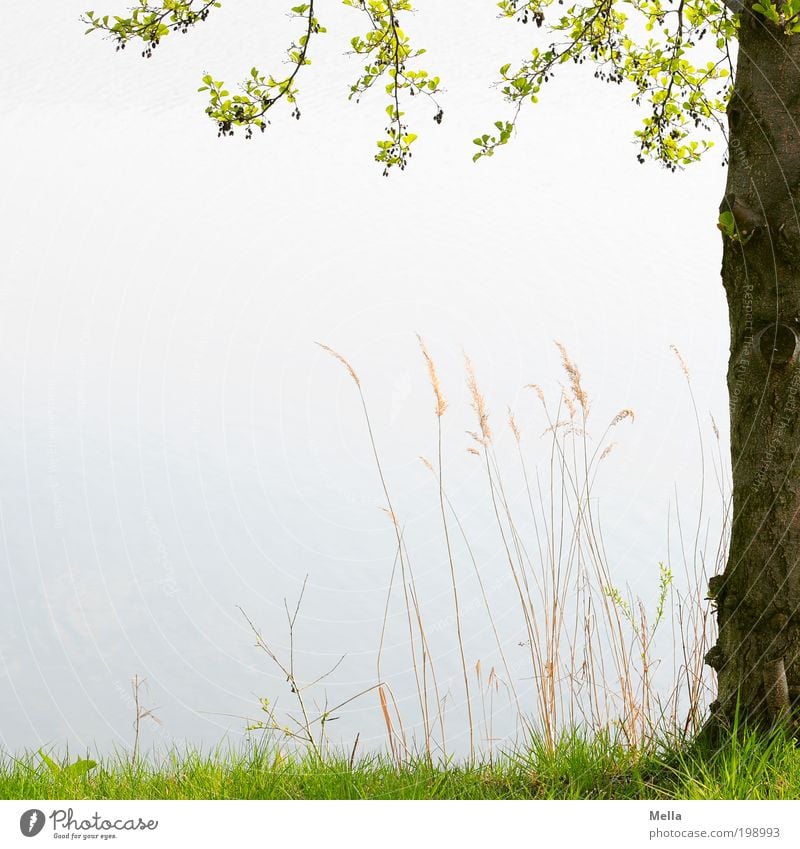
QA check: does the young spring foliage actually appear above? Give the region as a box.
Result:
[83,1,220,58]
[82,0,738,170]
[83,0,441,173]
[83,1,743,171]
[749,0,800,31]
[344,0,442,173]
[484,0,737,168]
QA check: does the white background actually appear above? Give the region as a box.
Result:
[0,0,729,758]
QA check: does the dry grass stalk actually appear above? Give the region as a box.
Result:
[670,344,691,380]
[313,339,718,760]
[349,733,360,769]
[378,685,398,763]
[466,429,487,447]
[599,443,616,461]
[315,342,361,387]
[417,334,447,417]
[464,353,492,443]
[561,387,578,420]
[542,420,571,435]
[381,507,399,527]
[555,341,590,416]
[611,409,635,427]
[420,430,521,750]
[236,582,343,760]
[413,339,475,758]
[131,675,162,765]
[508,407,521,443]
[526,383,545,403]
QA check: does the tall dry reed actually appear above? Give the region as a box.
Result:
[246,340,722,762]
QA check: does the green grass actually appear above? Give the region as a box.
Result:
[3,729,799,800]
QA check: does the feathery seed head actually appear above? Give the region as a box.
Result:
[508,407,521,443]
[600,442,616,460]
[316,342,361,387]
[670,344,690,380]
[561,386,577,421]
[526,383,545,404]
[555,341,589,416]
[464,353,492,442]
[610,408,635,427]
[417,334,447,417]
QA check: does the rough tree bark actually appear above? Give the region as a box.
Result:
[705,9,800,731]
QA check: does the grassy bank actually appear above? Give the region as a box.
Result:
[3,729,799,800]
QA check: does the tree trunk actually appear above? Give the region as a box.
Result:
[705,9,800,731]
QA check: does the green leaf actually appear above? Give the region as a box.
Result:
[38,749,60,776]
[62,759,97,778]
